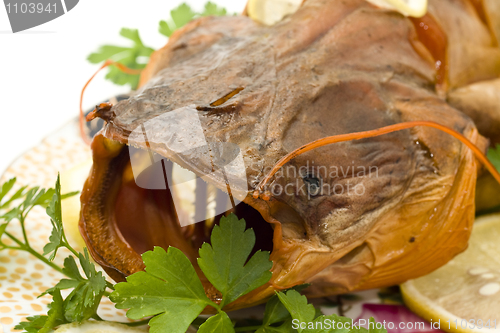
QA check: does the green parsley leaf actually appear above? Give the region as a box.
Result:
[15,315,48,333]
[171,3,197,30]
[39,250,107,323]
[110,215,273,332]
[201,1,227,16]
[0,178,16,204]
[0,223,7,239]
[158,20,174,38]
[43,225,63,261]
[19,186,58,213]
[0,184,28,210]
[487,144,500,172]
[62,249,107,322]
[62,254,85,280]
[0,176,103,332]
[88,2,229,90]
[87,28,154,89]
[1,207,19,223]
[43,175,64,261]
[275,289,375,333]
[44,278,81,293]
[159,2,228,37]
[198,312,234,333]
[276,290,316,330]
[198,213,273,307]
[16,289,67,333]
[41,250,106,299]
[63,284,99,323]
[111,246,213,333]
[0,178,29,213]
[255,293,297,333]
[0,175,77,255]
[262,294,292,327]
[41,289,67,332]
[40,175,79,261]
[159,3,196,37]
[368,317,386,333]
[260,284,312,330]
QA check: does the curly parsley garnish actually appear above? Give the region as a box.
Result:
[158,2,228,38]
[87,2,229,90]
[87,28,154,90]
[0,176,111,332]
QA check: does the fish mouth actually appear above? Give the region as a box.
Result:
[79,132,301,310]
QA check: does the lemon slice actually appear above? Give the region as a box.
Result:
[247,0,303,25]
[60,158,93,253]
[401,214,500,333]
[365,0,427,17]
[54,321,147,333]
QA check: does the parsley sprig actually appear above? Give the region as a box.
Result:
[158,2,227,38]
[0,176,114,332]
[0,175,388,332]
[0,176,78,274]
[87,28,154,90]
[110,214,273,333]
[87,2,229,90]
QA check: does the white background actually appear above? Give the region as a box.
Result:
[0,0,246,174]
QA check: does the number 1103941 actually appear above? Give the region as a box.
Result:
[6,2,57,14]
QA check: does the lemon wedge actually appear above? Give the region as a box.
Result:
[365,0,427,17]
[54,321,147,333]
[401,214,500,333]
[60,158,93,253]
[247,0,303,25]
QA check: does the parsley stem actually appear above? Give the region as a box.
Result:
[21,246,64,275]
[234,325,262,332]
[19,214,30,247]
[208,301,222,313]
[62,240,79,257]
[3,231,66,276]
[3,227,117,300]
[92,313,104,321]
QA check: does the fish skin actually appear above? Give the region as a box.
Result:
[83,0,492,308]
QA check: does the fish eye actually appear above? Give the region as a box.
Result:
[303,174,322,197]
